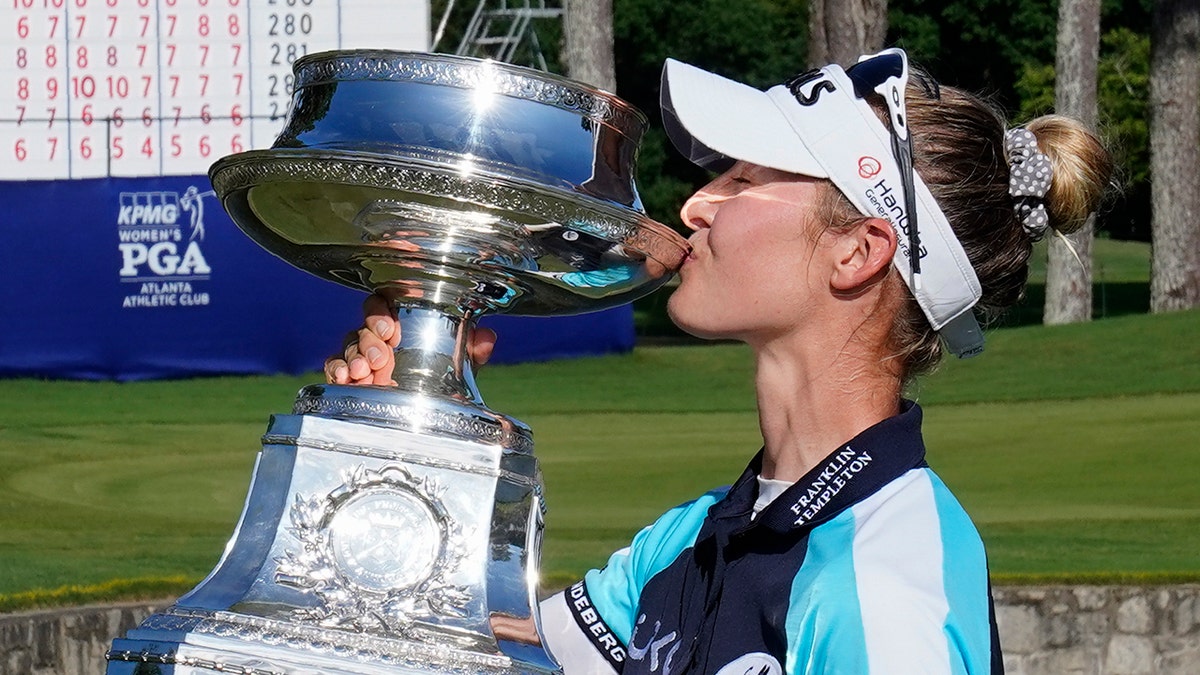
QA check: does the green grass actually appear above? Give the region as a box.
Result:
[1026,237,1151,284]
[0,576,196,613]
[0,308,1197,609]
[993,238,1152,327]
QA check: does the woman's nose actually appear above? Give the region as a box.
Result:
[679,190,718,231]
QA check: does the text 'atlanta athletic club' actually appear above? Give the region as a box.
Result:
[117,188,215,309]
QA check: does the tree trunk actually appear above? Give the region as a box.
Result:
[1043,0,1101,324]
[807,0,888,68]
[563,0,615,92]
[1149,0,1200,311]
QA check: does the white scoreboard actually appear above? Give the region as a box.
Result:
[2,0,429,180]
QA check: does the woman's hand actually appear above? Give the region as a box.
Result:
[489,614,541,645]
[323,294,498,385]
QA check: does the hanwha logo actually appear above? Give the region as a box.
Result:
[858,156,883,179]
[715,652,783,675]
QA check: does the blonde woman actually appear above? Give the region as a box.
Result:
[328,49,1111,674]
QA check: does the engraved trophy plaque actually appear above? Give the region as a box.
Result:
[105,51,689,674]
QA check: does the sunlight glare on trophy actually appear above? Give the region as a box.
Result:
[421,310,443,353]
[461,60,501,181]
[471,60,501,112]
[455,154,480,178]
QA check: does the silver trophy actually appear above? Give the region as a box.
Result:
[105,51,689,674]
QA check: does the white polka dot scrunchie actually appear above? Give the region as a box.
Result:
[1005,127,1054,240]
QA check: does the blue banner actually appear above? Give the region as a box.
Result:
[0,176,634,381]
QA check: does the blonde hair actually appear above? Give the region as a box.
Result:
[1024,115,1114,235]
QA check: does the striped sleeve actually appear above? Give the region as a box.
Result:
[540,489,726,673]
[581,487,726,644]
[540,591,624,675]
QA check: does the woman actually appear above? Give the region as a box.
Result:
[327,49,1110,674]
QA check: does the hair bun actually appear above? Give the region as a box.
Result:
[1022,115,1113,236]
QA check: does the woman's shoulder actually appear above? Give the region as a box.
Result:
[631,485,731,549]
[802,468,987,584]
[852,467,982,537]
[580,486,733,623]
[839,467,989,590]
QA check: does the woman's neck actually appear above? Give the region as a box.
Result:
[752,335,901,483]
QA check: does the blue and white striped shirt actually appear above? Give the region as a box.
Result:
[539,402,1002,675]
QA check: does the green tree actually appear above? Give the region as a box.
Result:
[1043,0,1103,325]
[435,0,1155,240]
[889,0,1150,110]
[1149,0,1200,311]
[612,0,808,226]
[809,0,888,67]
[890,1,1152,241]
[889,0,1058,109]
[565,0,615,90]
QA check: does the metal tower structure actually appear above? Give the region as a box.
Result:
[438,0,564,71]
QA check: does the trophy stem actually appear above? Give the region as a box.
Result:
[389,306,484,406]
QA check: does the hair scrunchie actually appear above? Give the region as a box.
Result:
[1005,127,1054,240]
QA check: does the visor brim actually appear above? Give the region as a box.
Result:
[660,59,828,178]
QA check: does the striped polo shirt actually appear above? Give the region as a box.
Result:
[538,401,1003,674]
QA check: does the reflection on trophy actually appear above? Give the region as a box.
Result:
[105,51,688,674]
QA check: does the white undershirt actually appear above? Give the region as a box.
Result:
[753,475,793,518]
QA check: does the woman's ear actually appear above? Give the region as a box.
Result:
[829,217,898,292]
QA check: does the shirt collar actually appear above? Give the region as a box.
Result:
[712,400,928,536]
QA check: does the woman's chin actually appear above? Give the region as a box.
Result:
[667,301,731,341]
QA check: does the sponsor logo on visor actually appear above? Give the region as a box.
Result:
[858,156,882,179]
[864,178,928,263]
[786,69,837,107]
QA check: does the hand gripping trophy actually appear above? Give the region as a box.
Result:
[105,51,688,674]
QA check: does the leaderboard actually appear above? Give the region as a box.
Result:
[2,0,428,179]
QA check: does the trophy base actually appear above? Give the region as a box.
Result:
[106,385,559,675]
[107,626,554,675]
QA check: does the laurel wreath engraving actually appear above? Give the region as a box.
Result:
[274,465,472,637]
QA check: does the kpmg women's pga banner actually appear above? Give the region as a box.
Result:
[0,176,636,381]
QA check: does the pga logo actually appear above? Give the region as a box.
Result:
[118,241,211,277]
[117,188,214,278]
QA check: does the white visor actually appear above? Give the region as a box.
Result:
[660,50,985,358]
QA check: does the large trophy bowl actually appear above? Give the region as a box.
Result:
[106,51,688,674]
